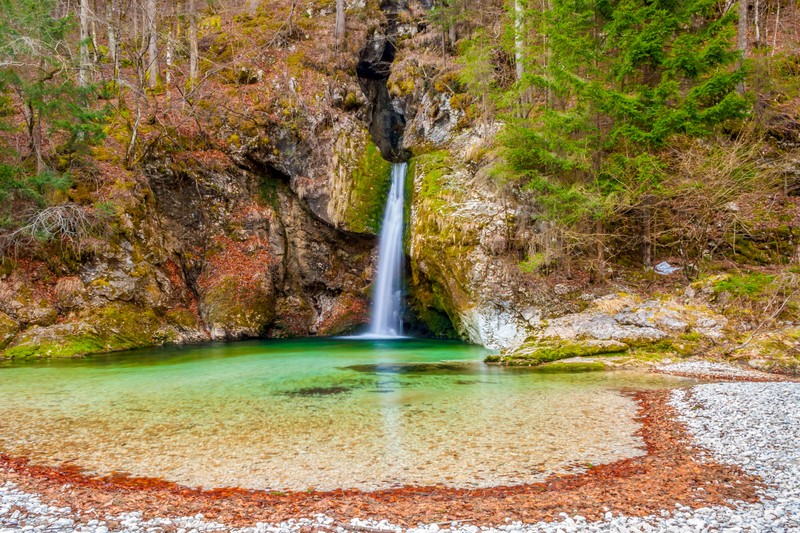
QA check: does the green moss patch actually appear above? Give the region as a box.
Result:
[345,141,392,234]
[407,282,458,339]
[713,272,776,296]
[165,308,201,329]
[414,150,451,209]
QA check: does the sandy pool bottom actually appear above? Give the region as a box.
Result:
[0,338,694,491]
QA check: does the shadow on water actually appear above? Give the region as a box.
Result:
[341,362,479,375]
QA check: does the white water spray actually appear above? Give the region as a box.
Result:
[368,162,407,337]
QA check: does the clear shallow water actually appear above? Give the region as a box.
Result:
[0,338,694,492]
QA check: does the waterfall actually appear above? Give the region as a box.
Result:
[368,162,407,337]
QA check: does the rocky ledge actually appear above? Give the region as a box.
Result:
[485,293,727,367]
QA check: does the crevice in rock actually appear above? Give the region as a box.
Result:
[356,0,410,162]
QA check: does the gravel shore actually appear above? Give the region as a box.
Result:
[655,360,786,381]
[2,370,799,532]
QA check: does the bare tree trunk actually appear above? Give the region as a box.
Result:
[189,0,198,86]
[514,0,525,81]
[80,0,91,86]
[132,0,148,91]
[126,107,142,168]
[90,0,99,62]
[772,1,780,55]
[334,0,345,49]
[165,1,175,92]
[754,0,760,46]
[737,0,749,94]
[21,101,45,175]
[133,0,139,40]
[642,195,653,268]
[288,0,296,35]
[107,0,119,80]
[35,112,45,174]
[738,0,749,57]
[595,220,606,282]
[441,24,447,64]
[146,0,159,89]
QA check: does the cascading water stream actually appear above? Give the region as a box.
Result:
[368,162,407,337]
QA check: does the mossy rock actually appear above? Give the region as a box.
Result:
[742,328,800,375]
[530,361,608,373]
[485,339,629,366]
[0,312,19,350]
[344,141,392,234]
[3,326,106,358]
[728,228,800,265]
[201,276,275,338]
[2,303,162,359]
[2,283,58,327]
[269,296,316,337]
[316,293,369,336]
[165,308,202,329]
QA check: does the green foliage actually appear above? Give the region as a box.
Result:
[94,201,118,217]
[428,0,471,45]
[0,164,73,207]
[474,0,750,265]
[258,175,280,209]
[458,31,497,113]
[0,0,109,155]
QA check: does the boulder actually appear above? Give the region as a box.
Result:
[486,339,629,366]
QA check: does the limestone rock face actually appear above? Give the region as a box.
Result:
[486,293,730,365]
[406,136,555,349]
[401,97,731,351]
[327,125,393,235]
[538,295,726,345]
[147,153,375,342]
[1,150,377,357]
[0,279,57,327]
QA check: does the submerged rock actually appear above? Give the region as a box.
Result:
[282,386,352,397]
